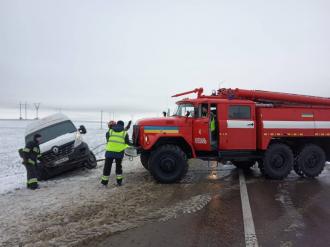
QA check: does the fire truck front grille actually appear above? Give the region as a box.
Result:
[41,141,75,163]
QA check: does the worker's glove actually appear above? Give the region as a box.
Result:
[125,120,132,130]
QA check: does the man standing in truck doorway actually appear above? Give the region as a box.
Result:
[202,105,216,137]
[101,120,131,186]
[21,134,42,190]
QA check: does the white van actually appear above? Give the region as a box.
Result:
[25,113,97,179]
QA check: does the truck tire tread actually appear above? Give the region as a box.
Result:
[149,144,188,183]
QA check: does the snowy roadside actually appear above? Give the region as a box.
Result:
[0,157,145,246]
[0,158,215,247]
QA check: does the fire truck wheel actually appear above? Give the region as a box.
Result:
[296,144,326,178]
[232,161,255,169]
[140,152,150,170]
[149,145,188,183]
[263,143,294,179]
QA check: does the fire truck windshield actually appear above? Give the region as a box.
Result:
[173,103,195,117]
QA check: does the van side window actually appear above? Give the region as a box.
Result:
[228,105,251,119]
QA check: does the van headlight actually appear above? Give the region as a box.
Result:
[74,132,83,147]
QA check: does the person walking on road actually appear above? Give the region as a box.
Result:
[102,120,131,186]
[20,134,42,190]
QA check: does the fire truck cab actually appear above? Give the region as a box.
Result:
[133,88,330,183]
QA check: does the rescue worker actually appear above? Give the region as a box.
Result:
[210,112,216,138]
[202,106,216,139]
[21,134,42,190]
[106,120,131,141]
[102,120,131,186]
[107,120,116,131]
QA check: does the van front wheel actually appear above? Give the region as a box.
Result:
[85,152,97,169]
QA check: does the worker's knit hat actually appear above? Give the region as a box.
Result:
[117,120,124,127]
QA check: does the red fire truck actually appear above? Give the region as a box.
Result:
[132,88,330,183]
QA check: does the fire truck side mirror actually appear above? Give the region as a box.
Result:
[162,111,167,117]
[185,111,191,117]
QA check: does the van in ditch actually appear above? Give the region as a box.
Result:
[25,113,97,180]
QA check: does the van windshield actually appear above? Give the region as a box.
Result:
[25,120,77,144]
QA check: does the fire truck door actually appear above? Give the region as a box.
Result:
[226,104,256,150]
[193,104,211,151]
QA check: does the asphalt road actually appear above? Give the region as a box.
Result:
[96,162,330,247]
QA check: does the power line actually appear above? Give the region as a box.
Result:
[34,103,41,119]
[19,102,23,120]
[24,102,27,120]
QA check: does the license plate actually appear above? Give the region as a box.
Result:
[54,156,69,165]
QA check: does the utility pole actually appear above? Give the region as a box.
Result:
[24,102,27,120]
[19,102,22,120]
[100,110,103,129]
[34,103,41,119]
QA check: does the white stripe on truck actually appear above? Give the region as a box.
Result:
[315,121,330,129]
[263,121,330,129]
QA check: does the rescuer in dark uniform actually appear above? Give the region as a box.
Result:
[21,134,42,190]
[102,120,131,186]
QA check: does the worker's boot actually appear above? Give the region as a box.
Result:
[116,174,123,186]
[101,175,109,186]
[30,183,39,190]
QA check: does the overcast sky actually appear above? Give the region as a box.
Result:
[1,0,330,118]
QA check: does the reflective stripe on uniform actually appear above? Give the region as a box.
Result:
[37,154,42,158]
[108,139,125,144]
[110,132,125,139]
[33,147,40,153]
[106,130,128,152]
[23,148,30,153]
[27,178,38,184]
[101,175,109,181]
[28,159,36,165]
[116,175,123,180]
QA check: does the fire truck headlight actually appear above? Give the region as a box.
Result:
[144,135,149,144]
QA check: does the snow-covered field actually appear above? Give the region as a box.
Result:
[0,119,112,194]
